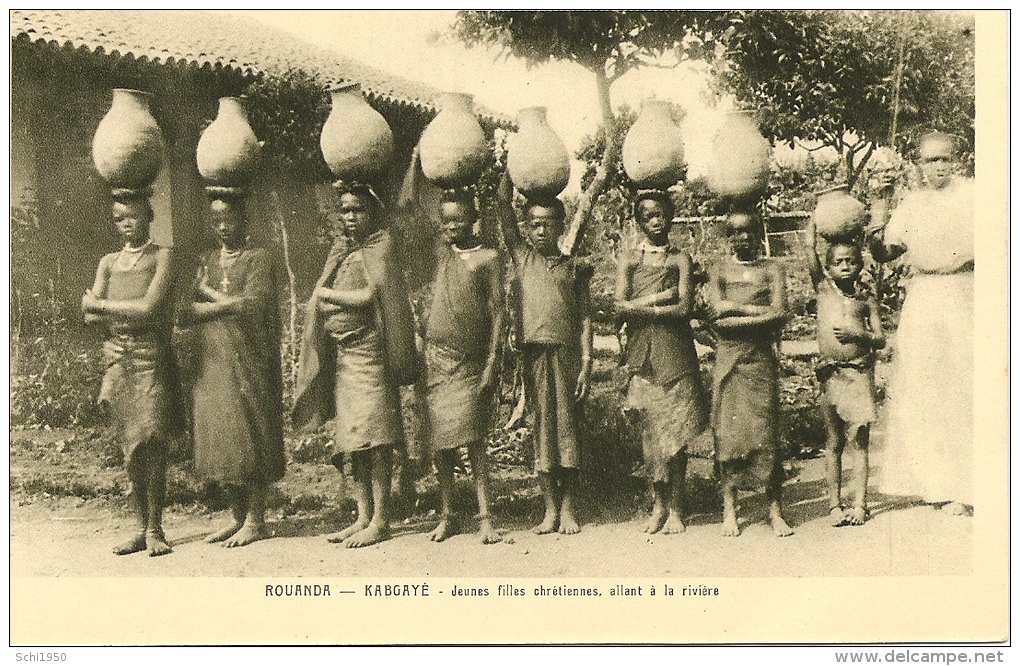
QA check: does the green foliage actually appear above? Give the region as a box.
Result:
[713,10,975,182]
[453,11,726,252]
[453,11,721,78]
[10,329,106,429]
[244,70,334,183]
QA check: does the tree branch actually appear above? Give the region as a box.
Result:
[562,67,618,256]
[847,141,876,188]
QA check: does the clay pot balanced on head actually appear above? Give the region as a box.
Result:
[622,99,686,189]
[196,96,264,190]
[319,82,395,185]
[813,184,867,242]
[507,106,571,198]
[707,110,772,203]
[92,88,165,192]
[418,93,491,188]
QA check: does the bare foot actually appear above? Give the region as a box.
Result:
[429,515,456,543]
[113,533,147,556]
[770,514,794,537]
[942,502,970,516]
[223,523,266,548]
[478,518,501,545]
[326,520,368,544]
[146,530,173,557]
[558,513,581,535]
[644,507,667,534]
[846,507,867,526]
[721,516,741,537]
[830,506,850,527]
[205,521,242,544]
[344,522,390,548]
[660,513,686,534]
[532,513,559,535]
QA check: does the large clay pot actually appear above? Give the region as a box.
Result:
[196,97,263,187]
[319,83,394,184]
[92,89,164,190]
[507,106,570,197]
[419,93,490,188]
[622,100,685,189]
[707,111,771,198]
[813,185,866,241]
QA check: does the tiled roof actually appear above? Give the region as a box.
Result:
[11,9,510,125]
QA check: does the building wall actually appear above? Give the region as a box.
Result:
[10,42,437,333]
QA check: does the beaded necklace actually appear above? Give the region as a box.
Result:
[114,240,152,271]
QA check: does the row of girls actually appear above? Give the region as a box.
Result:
[83,88,972,556]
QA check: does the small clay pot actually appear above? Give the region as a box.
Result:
[197,97,263,187]
[419,93,490,188]
[92,89,164,190]
[813,185,866,241]
[622,100,685,189]
[507,106,570,197]
[320,83,394,184]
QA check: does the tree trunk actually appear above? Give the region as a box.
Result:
[269,190,300,388]
[561,68,619,256]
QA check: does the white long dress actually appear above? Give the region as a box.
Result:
[877,177,974,505]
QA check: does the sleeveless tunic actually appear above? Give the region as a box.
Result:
[97,245,176,464]
[710,257,784,490]
[424,243,500,450]
[620,246,709,481]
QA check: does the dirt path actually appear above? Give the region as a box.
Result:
[11,456,970,579]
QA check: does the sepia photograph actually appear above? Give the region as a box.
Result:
[7,9,1007,647]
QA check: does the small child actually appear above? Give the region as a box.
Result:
[424,188,505,544]
[707,211,791,537]
[616,190,708,534]
[497,174,593,535]
[807,216,884,526]
[81,194,176,556]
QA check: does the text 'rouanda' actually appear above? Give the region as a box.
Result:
[266,584,331,597]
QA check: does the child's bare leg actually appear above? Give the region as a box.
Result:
[345,445,392,548]
[533,471,559,534]
[721,473,740,537]
[206,485,246,543]
[558,469,581,535]
[393,443,418,519]
[661,453,687,534]
[767,475,793,538]
[822,402,849,526]
[328,453,371,543]
[644,482,668,534]
[144,445,172,556]
[113,457,148,555]
[466,441,500,544]
[225,483,268,547]
[845,426,869,526]
[429,448,458,542]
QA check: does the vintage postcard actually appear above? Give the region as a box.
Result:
[7,9,1008,646]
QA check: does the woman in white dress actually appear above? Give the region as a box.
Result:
[868,132,974,515]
